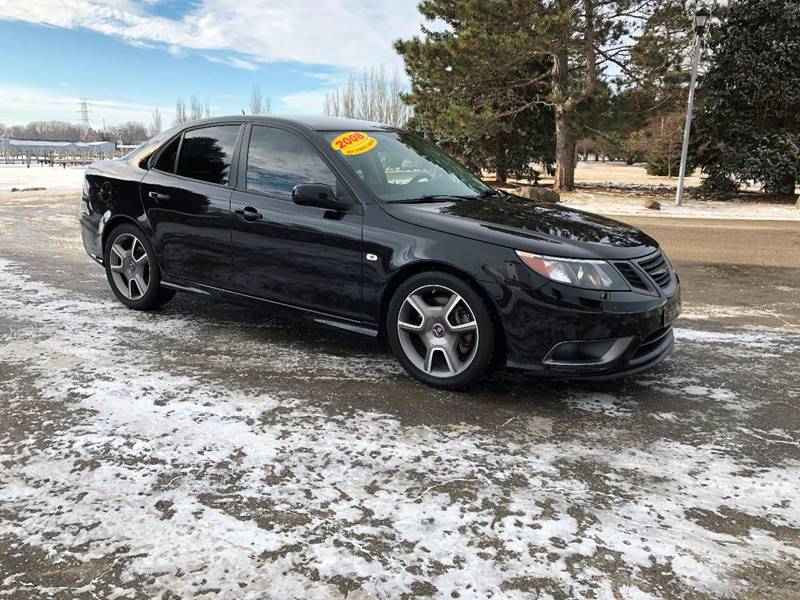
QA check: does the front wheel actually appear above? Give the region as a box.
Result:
[387,271,496,389]
[104,223,176,310]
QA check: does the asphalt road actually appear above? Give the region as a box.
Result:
[1,191,799,599]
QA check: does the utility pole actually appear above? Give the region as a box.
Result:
[77,98,91,142]
[675,8,710,206]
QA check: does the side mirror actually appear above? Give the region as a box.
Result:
[292,183,349,211]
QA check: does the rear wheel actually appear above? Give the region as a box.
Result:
[104,223,176,310]
[387,271,496,389]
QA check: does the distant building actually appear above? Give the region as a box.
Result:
[0,139,115,164]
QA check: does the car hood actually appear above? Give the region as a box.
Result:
[380,194,659,260]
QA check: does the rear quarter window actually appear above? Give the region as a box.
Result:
[153,136,180,173]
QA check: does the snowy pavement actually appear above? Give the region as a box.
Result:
[0,164,86,192]
[1,191,799,599]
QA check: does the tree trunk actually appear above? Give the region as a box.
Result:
[495,138,507,184]
[554,107,575,191]
[552,44,576,192]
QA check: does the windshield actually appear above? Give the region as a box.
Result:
[322,130,492,202]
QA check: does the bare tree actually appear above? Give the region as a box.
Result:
[149,107,163,136]
[174,98,187,125]
[324,75,356,121]
[6,121,91,141]
[385,72,407,129]
[323,91,339,118]
[323,67,411,127]
[204,97,212,119]
[116,121,149,145]
[189,95,205,121]
[249,85,272,114]
[250,85,264,114]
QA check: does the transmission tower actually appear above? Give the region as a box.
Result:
[77,98,91,141]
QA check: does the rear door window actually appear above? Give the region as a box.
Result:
[176,125,240,185]
[245,126,337,198]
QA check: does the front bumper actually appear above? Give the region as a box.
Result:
[484,252,681,379]
[507,324,675,380]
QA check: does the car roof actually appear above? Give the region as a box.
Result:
[179,114,394,132]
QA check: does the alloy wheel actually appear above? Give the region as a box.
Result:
[108,233,150,300]
[396,284,479,378]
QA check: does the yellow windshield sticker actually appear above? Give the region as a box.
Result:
[331,131,378,156]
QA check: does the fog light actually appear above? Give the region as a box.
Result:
[544,337,633,366]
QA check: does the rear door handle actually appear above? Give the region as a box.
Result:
[148,191,170,201]
[235,206,262,221]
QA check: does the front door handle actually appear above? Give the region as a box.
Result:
[235,206,262,221]
[148,191,170,201]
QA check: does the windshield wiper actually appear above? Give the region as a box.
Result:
[390,192,497,204]
[388,188,504,204]
[389,195,469,204]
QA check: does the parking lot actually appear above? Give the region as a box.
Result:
[1,190,799,598]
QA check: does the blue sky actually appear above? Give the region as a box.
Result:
[0,0,424,128]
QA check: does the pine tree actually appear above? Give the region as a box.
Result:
[395,1,554,183]
[397,0,653,190]
[628,0,693,113]
[693,0,800,195]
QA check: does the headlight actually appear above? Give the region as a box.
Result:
[515,250,629,290]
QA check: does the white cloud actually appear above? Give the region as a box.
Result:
[275,89,331,115]
[0,0,425,70]
[204,55,259,71]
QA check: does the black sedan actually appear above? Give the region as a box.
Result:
[80,116,680,389]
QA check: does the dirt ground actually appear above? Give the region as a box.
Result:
[1,190,799,599]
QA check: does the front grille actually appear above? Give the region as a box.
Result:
[638,252,672,289]
[614,261,650,291]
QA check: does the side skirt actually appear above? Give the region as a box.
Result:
[160,278,379,338]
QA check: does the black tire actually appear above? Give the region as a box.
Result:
[103,223,176,311]
[386,271,496,389]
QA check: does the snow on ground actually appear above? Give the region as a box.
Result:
[569,161,705,189]
[523,161,800,221]
[680,303,800,330]
[1,257,799,598]
[560,191,800,221]
[0,164,86,192]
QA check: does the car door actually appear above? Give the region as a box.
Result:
[230,124,364,321]
[140,123,242,287]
